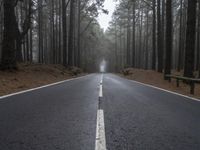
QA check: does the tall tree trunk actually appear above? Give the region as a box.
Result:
[145,9,149,70]
[138,8,143,68]
[52,0,55,64]
[178,0,183,71]
[152,0,156,70]
[132,0,136,68]
[68,0,75,66]
[58,0,62,64]
[77,0,81,67]
[164,0,172,79]
[1,0,17,70]
[62,0,67,66]
[120,25,123,69]
[184,0,197,77]
[197,0,200,77]
[30,24,33,62]
[126,7,131,67]
[157,0,163,72]
[115,20,118,71]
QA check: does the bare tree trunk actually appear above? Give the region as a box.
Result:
[197,0,200,77]
[178,0,183,71]
[138,8,143,68]
[132,1,136,68]
[184,0,197,77]
[164,0,172,79]
[58,0,62,64]
[152,0,156,70]
[62,0,67,66]
[68,0,75,66]
[77,0,81,67]
[145,9,149,70]
[157,0,163,72]
[115,20,118,71]
[1,0,17,70]
[30,24,33,62]
[126,7,131,67]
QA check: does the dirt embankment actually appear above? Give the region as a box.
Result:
[0,64,85,96]
[120,68,200,99]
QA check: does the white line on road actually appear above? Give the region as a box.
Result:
[95,73,106,150]
[99,84,103,98]
[100,79,103,85]
[128,79,200,102]
[0,74,92,100]
[95,109,106,150]
[99,73,103,97]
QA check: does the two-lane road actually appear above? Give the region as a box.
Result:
[0,73,199,150]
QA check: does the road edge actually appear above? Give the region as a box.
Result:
[0,74,92,100]
[115,74,200,102]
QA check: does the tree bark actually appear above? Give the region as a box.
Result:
[126,7,131,67]
[152,0,156,70]
[178,0,183,71]
[157,0,163,72]
[68,0,75,66]
[164,0,172,79]
[77,0,81,67]
[62,0,67,66]
[184,0,197,77]
[1,0,17,70]
[132,0,136,68]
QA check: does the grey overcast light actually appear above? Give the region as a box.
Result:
[98,0,118,31]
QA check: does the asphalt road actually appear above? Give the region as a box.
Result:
[0,73,200,150]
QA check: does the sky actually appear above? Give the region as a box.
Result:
[97,0,118,31]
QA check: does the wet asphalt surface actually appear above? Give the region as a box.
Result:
[0,73,200,150]
[103,74,200,150]
[0,74,100,150]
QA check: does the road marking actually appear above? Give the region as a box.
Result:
[99,84,103,98]
[128,79,200,102]
[100,74,103,84]
[95,109,106,150]
[0,74,92,100]
[95,73,106,150]
[99,73,103,97]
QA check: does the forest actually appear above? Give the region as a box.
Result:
[0,0,199,78]
[106,0,200,79]
[0,0,108,72]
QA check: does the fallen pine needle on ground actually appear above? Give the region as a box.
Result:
[0,63,86,96]
[119,68,200,99]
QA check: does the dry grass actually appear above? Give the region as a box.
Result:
[0,64,85,96]
[120,68,200,99]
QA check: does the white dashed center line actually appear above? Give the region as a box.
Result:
[95,109,106,150]
[99,84,103,98]
[95,74,106,150]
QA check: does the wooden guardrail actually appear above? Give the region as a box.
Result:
[165,74,200,94]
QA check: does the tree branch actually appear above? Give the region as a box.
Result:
[65,0,71,8]
[80,18,94,36]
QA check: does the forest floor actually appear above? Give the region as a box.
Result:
[120,68,200,99]
[0,63,85,96]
